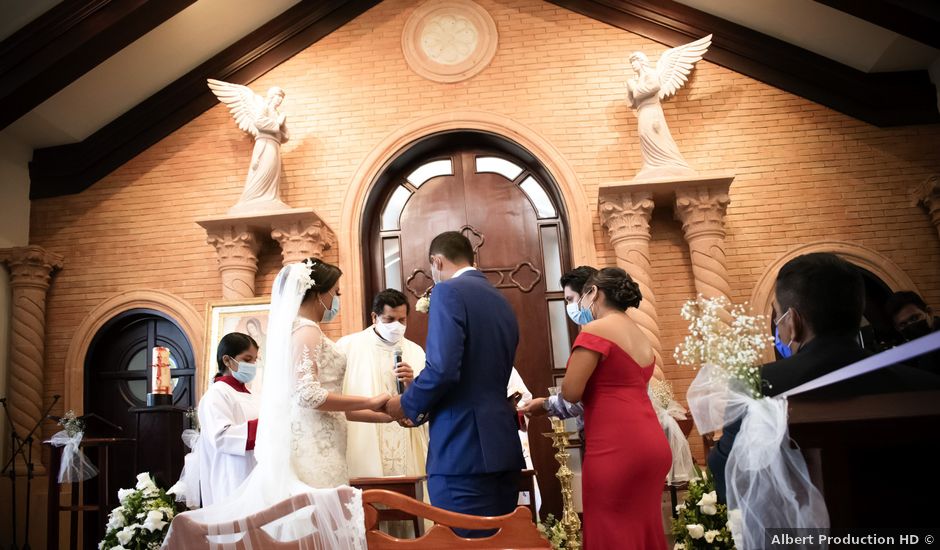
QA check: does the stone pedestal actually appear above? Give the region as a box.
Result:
[912,175,940,242]
[0,246,64,474]
[197,208,336,299]
[597,189,664,367]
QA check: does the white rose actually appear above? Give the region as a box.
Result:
[117,488,134,503]
[116,526,135,546]
[415,296,430,313]
[167,480,186,496]
[142,510,167,532]
[674,544,686,550]
[704,529,720,543]
[697,490,718,516]
[106,511,125,531]
[686,524,705,539]
[135,472,156,492]
[675,503,686,513]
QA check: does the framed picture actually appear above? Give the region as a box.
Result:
[204,297,270,391]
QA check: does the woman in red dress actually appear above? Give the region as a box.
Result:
[561,267,672,549]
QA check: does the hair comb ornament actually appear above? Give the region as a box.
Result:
[296,260,316,291]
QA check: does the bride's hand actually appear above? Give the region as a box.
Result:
[367,393,390,412]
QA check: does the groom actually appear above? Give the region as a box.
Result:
[385,231,525,535]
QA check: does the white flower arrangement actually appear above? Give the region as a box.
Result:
[99,472,178,550]
[671,466,735,548]
[673,295,772,398]
[415,288,432,314]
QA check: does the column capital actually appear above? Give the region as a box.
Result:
[674,185,731,241]
[203,224,262,270]
[0,245,64,289]
[912,174,940,230]
[271,216,337,266]
[598,191,655,245]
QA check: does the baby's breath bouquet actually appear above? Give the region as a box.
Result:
[673,296,771,398]
[99,473,182,550]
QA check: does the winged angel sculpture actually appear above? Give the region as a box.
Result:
[208,79,291,214]
[627,34,712,180]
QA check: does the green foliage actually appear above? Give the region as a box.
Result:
[537,513,578,549]
[671,466,735,549]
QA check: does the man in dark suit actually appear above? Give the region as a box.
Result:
[709,253,940,503]
[385,232,525,535]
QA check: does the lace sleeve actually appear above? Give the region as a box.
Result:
[295,341,329,409]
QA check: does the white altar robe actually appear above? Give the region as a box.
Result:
[197,379,260,507]
[508,367,542,512]
[336,327,429,478]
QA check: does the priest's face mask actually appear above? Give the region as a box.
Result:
[372,304,408,344]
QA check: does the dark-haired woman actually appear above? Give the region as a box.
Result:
[560,267,671,549]
[197,332,261,506]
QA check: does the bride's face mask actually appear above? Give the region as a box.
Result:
[319,289,341,323]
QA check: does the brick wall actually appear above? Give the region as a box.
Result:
[29,0,940,462]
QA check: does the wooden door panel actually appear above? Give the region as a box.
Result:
[371,148,567,518]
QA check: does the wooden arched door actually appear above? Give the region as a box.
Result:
[84,310,195,522]
[366,140,575,518]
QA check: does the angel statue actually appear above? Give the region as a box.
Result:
[208,79,291,214]
[627,34,712,180]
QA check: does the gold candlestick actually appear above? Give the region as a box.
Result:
[544,417,581,550]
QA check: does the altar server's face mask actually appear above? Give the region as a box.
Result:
[228,357,258,384]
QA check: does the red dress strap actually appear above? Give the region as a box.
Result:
[572,332,614,360]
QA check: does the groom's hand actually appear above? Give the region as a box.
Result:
[385,395,405,420]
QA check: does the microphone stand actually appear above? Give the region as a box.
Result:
[1,395,60,550]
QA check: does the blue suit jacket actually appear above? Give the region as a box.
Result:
[401,270,525,475]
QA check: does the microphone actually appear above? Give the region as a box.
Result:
[393,347,405,395]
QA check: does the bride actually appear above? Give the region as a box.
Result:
[164,259,393,548]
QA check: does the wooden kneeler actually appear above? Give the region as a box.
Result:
[362,489,550,549]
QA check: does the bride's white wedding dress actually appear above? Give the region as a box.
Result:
[290,317,349,488]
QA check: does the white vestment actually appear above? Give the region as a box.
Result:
[507,367,541,512]
[336,328,429,478]
[196,379,260,507]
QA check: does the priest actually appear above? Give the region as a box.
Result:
[336,289,430,480]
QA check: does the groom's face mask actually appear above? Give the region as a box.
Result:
[429,255,445,284]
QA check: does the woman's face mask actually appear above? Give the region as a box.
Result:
[320,291,340,323]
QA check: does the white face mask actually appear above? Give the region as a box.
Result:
[375,320,406,344]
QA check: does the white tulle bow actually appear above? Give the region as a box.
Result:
[46,430,98,484]
[174,428,201,508]
[688,364,828,549]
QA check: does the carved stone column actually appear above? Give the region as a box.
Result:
[674,183,733,305]
[598,191,664,367]
[271,214,337,266]
[202,224,262,300]
[912,175,940,241]
[1,246,64,473]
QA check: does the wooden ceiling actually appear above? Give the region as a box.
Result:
[1,0,936,199]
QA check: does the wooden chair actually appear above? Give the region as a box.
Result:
[363,489,550,549]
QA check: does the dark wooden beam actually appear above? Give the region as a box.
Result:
[28,0,381,200]
[547,0,939,127]
[0,0,197,131]
[814,0,940,50]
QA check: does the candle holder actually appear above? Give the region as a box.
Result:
[543,416,581,550]
[147,346,173,406]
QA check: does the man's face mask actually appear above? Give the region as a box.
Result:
[774,308,796,358]
[900,319,932,341]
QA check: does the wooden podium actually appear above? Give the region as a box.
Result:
[44,436,135,550]
[788,390,940,528]
[130,404,187,490]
